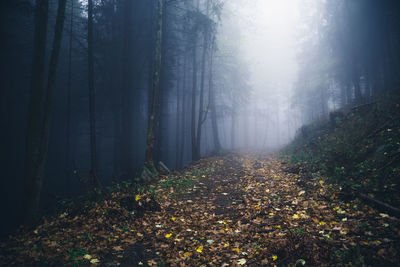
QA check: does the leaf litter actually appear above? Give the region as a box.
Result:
[0,153,399,266]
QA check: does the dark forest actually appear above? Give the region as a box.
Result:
[1,0,400,265]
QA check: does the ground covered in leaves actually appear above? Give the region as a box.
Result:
[1,154,400,266]
[285,95,400,209]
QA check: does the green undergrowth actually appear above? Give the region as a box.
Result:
[54,165,207,217]
[283,94,400,207]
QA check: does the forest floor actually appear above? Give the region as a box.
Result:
[1,153,400,266]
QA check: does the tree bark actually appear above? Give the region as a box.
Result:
[144,0,164,174]
[65,0,74,192]
[208,37,221,153]
[191,26,198,161]
[231,112,235,150]
[195,16,209,159]
[88,0,101,188]
[178,47,189,168]
[24,0,49,224]
[25,0,67,223]
[120,0,135,179]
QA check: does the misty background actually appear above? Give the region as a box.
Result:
[0,0,399,235]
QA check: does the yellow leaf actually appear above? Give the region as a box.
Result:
[272,255,278,261]
[224,242,230,247]
[165,233,172,238]
[183,252,192,258]
[269,212,274,216]
[84,254,92,260]
[232,248,240,253]
[292,214,299,219]
[196,246,203,253]
[171,217,176,221]
[135,194,141,201]
[319,221,326,225]
[337,209,345,214]
[90,258,100,264]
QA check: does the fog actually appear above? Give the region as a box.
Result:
[1,0,399,235]
[216,0,302,150]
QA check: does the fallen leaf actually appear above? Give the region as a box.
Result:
[84,254,92,260]
[232,248,240,253]
[90,258,100,264]
[183,252,192,258]
[237,258,246,265]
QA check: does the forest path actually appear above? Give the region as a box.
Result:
[1,154,399,266]
[119,153,399,266]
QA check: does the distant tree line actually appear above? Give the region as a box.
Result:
[294,0,400,124]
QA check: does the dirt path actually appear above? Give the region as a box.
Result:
[1,154,399,266]
[119,154,400,266]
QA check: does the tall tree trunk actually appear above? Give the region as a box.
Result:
[195,28,209,159]
[120,0,135,179]
[65,0,74,192]
[190,0,200,161]
[24,0,49,224]
[340,82,346,108]
[352,67,362,101]
[190,28,198,161]
[208,38,221,154]
[231,112,235,150]
[178,48,189,168]
[25,0,67,223]
[156,0,168,166]
[144,0,164,174]
[111,0,122,180]
[175,54,184,169]
[88,0,101,188]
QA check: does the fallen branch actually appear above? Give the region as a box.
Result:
[366,115,400,138]
[376,152,400,172]
[358,193,400,217]
[158,161,171,174]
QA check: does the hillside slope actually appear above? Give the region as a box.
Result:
[283,95,400,212]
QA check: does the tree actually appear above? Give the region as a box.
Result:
[208,37,221,153]
[120,0,135,179]
[143,0,164,176]
[195,0,211,160]
[24,0,67,223]
[87,0,101,188]
[65,0,74,191]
